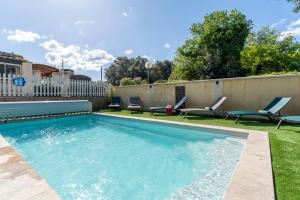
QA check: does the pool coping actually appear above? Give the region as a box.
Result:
[0,135,61,200]
[96,113,275,200]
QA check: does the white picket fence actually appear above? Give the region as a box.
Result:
[0,73,110,97]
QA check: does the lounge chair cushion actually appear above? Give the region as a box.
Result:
[150,106,166,110]
[174,96,188,110]
[227,111,260,115]
[280,116,300,123]
[257,110,270,115]
[108,104,120,108]
[128,105,141,109]
[227,97,292,117]
[150,96,188,112]
[264,97,291,115]
[180,108,210,112]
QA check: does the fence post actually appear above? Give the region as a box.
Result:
[3,73,7,96]
[26,76,34,96]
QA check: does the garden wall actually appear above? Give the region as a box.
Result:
[114,74,300,116]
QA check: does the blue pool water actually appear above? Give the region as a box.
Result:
[0,115,245,200]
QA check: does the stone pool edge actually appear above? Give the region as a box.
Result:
[96,113,275,200]
[0,135,61,200]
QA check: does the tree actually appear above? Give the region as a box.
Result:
[168,52,202,80]
[240,27,300,75]
[105,56,147,85]
[287,0,300,12]
[150,60,173,82]
[105,57,173,85]
[170,10,252,80]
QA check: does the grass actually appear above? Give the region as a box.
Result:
[99,110,300,200]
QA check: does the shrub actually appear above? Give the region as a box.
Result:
[119,77,147,86]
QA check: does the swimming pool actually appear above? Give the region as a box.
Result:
[0,114,245,200]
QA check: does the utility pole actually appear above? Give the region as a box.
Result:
[101,66,103,82]
[61,58,65,97]
[61,59,64,70]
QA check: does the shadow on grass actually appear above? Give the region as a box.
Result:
[129,112,144,115]
[151,113,172,117]
[184,114,278,127]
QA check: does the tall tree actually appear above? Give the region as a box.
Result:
[105,57,173,85]
[105,56,147,85]
[170,10,252,80]
[287,0,300,12]
[105,57,134,85]
[150,60,173,82]
[241,26,300,75]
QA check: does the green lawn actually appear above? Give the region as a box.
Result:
[99,110,300,200]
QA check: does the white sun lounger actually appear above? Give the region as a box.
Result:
[180,96,227,118]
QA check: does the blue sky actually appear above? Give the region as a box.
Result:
[0,0,299,80]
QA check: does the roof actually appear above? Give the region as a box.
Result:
[32,64,59,76]
[0,51,25,61]
[0,51,26,65]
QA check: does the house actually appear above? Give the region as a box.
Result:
[0,51,32,79]
[0,51,91,81]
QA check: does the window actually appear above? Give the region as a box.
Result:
[0,64,4,74]
[6,65,20,74]
[0,64,20,75]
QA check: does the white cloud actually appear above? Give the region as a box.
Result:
[121,12,128,17]
[163,43,171,48]
[41,35,54,40]
[74,19,95,26]
[142,55,156,62]
[40,39,114,71]
[2,29,41,43]
[142,55,150,59]
[124,49,133,55]
[281,28,300,39]
[280,18,300,39]
[270,18,287,28]
[289,19,300,28]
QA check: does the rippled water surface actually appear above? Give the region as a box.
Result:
[0,115,245,200]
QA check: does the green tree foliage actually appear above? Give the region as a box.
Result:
[241,27,300,75]
[105,56,148,85]
[170,10,252,80]
[119,77,147,86]
[150,60,173,82]
[105,57,173,85]
[287,0,300,12]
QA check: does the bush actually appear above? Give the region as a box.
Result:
[257,71,300,76]
[119,77,147,86]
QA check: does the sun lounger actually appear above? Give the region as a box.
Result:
[128,97,142,113]
[108,97,121,110]
[150,96,188,115]
[180,96,227,118]
[276,116,300,129]
[225,97,292,124]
